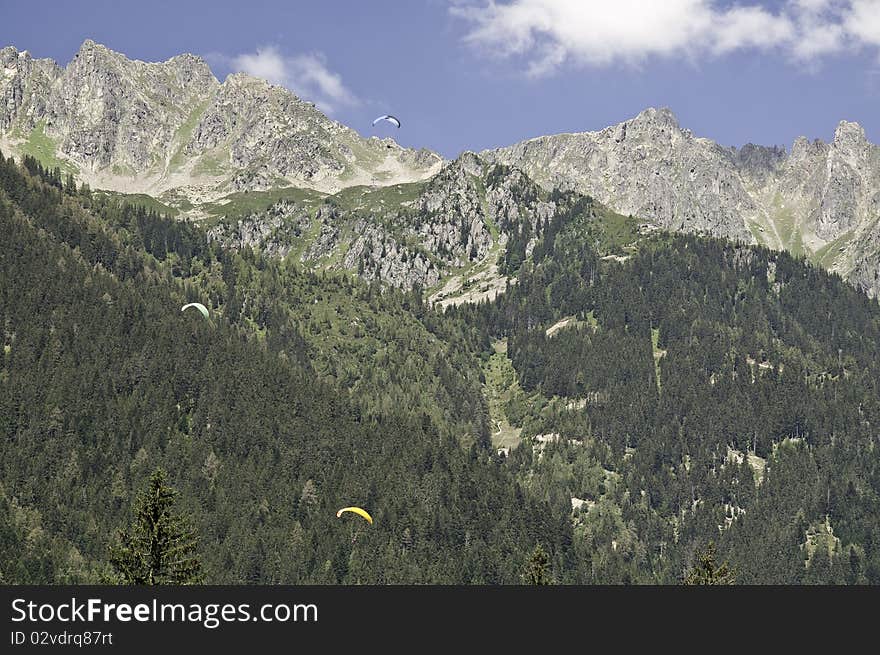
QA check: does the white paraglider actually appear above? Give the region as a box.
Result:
[372,114,401,129]
[181,302,210,320]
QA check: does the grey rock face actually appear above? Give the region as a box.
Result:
[485,166,555,250]
[850,221,880,298]
[412,153,495,267]
[1,46,61,131]
[343,219,441,290]
[734,144,786,186]
[816,122,875,241]
[208,153,559,290]
[206,200,311,259]
[301,206,342,262]
[48,40,218,172]
[0,41,442,201]
[484,108,756,243]
[484,107,880,296]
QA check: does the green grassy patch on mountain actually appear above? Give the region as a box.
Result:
[770,195,806,257]
[584,310,599,331]
[169,99,212,170]
[94,190,180,216]
[428,241,508,306]
[18,121,78,175]
[331,180,427,214]
[803,517,841,565]
[342,139,387,169]
[651,326,665,392]
[201,186,327,222]
[483,339,524,451]
[192,151,229,176]
[747,220,774,248]
[811,230,855,269]
[591,207,642,255]
[110,163,136,176]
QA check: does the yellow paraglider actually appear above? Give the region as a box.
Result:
[336,506,373,525]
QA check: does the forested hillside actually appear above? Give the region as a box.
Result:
[0,152,561,583]
[2,151,879,584]
[453,205,880,583]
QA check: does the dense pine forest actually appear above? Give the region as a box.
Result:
[454,202,880,583]
[2,151,879,584]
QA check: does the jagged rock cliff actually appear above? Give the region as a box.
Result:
[484,108,880,296]
[0,41,442,204]
[482,108,757,243]
[207,153,564,292]
[850,223,880,298]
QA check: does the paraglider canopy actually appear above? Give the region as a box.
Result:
[181,302,210,320]
[336,506,373,524]
[372,114,401,129]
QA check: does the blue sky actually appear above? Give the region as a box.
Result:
[1,1,878,158]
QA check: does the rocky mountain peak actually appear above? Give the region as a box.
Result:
[1,45,24,60]
[68,40,216,85]
[0,41,442,201]
[165,53,216,83]
[611,106,689,148]
[77,38,101,52]
[834,119,866,140]
[789,135,827,162]
[223,71,268,88]
[1,46,23,72]
[733,143,787,187]
[484,107,754,242]
[70,39,120,64]
[485,109,880,297]
[632,106,680,129]
[448,151,484,177]
[832,120,868,157]
[1,45,57,71]
[737,142,787,163]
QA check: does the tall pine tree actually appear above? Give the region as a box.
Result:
[684,542,735,585]
[109,469,202,584]
[522,544,553,585]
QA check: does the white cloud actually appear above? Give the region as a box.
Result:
[285,54,359,108]
[845,0,880,47]
[710,6,796,55]
[232,47,288,86]
[451,1,880,75]
[229,46,359,114]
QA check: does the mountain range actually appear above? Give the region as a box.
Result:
[0,40,441,206]
[484,107,880,298]
[1,40,878,298]
[3,40,880,586]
